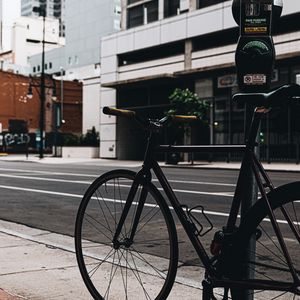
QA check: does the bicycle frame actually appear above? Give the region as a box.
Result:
[113,108,300,293]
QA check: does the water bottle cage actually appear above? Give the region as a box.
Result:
[181,205,213,237]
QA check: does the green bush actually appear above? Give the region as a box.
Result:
[80,127,99,146]
[167,88,209,118]
[62,127,99,147]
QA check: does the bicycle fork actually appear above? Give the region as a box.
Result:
[112,171,149,249]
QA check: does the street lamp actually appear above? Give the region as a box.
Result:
[52,67,66,156]
[31,5,46,159]
[27,73,57,158]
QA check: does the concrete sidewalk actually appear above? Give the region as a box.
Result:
[0,153,300,172]
[0,220,204,300]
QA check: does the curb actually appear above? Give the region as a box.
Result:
[0,289,23,300]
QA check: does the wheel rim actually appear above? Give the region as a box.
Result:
[75,172,177,300]
[231,193,300,299]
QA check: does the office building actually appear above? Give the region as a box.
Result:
[0,0,21,52]
[29,0,121,134]
[21,0,65,36]
[100,0,300,161]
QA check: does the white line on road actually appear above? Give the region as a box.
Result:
[0,184,297,225]
[0,173,234,197]
[0,173,91,184]
[0,167,235,188]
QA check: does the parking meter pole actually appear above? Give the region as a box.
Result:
[241,103,258,300]
[232,0,281,298]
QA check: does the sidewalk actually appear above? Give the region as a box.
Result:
[0,220,203,300]
[1,153,300,172]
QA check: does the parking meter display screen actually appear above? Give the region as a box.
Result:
[241,0,272,36]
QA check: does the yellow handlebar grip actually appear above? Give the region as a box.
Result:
[103,107,136,118]
[171,115,199,122]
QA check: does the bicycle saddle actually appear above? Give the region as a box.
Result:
[232,84,300,108]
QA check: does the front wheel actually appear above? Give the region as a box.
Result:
[231,181,300,299]
[75,169,178,300]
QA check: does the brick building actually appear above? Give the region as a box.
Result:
[0,70,82,151]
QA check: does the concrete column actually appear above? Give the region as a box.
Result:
[100,87,117,158]
[190,0,197,11]
[184,39,193,70]
[120,0,127,30]
[159,0,164,20]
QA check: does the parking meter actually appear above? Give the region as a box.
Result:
[232,0,282,92]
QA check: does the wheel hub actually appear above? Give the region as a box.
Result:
[113,238,132,249]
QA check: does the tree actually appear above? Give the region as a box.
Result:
[167,88,209,118]
[165,88,210,163]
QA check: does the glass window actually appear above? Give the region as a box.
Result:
[128,0,141,4]
[128,5,143,28]
[164,0,180,18]
[127,0,158,29]
[146,0,158,23]
[198,0,226,9]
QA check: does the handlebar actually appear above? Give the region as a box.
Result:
[103,107,200,127]
[103,107,136,118]
[170,115,199,122]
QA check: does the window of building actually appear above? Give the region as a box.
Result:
[33,66,36,73]
[128,5,143,28]
[146,0,158,23]
[128,0,141,4]
[37,65,41,72]
[45,63,48,70]
[114,5,121,15]
[49,62,52,69]
[164,0,180,18]
[197,0,226,9]
[127,0,158,29]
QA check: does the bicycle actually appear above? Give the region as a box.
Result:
[75,84,300,299]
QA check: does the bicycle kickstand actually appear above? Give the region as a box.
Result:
[202,280,217,300]
[202,280,230,300]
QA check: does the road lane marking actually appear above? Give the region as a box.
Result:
[0,174,234,197]
[0,167,236,188]
[0,185,297,225]
[0,173,91,184]
[0,167,96,177]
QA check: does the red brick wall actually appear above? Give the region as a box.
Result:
[0,71,82,134]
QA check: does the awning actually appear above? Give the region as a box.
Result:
[174,62,235,77]
[101,73,177,88]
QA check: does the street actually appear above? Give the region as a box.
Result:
[0,160,299,299]
[0,160,298,261]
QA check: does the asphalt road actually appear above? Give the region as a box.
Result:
[0,160,299,271]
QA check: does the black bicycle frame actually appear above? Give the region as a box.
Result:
[113,108,300,292]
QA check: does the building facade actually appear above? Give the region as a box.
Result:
[0,70,82,152]
[29,0,121,133]
[0,0,21,52]
[100,0,300,162]
[21,0,65,36]
[0,16,63,75]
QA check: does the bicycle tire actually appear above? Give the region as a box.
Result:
[75,169,178,300]
[230,181,300,299]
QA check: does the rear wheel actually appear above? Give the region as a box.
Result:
[231,182,300,299]
[75,169,178,300]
